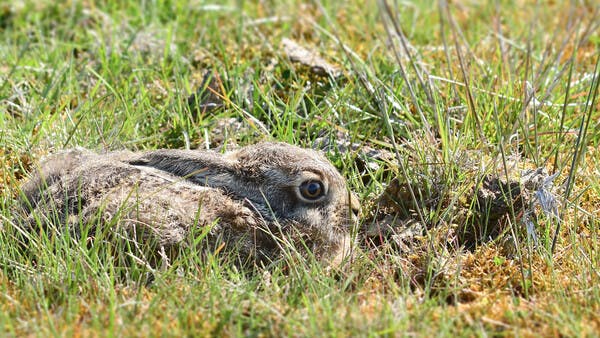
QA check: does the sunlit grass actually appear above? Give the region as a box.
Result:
[1,0,599,336]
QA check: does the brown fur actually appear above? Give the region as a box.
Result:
[14,142,359,268]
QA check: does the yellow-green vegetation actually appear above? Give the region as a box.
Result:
[1,0,599,336]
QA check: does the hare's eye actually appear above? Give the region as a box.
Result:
[299,180,325,200]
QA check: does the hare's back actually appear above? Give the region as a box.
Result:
[20,153,229,241]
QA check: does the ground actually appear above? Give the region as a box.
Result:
[1,0,599,336]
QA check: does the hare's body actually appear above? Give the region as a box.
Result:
[16,143,358,267]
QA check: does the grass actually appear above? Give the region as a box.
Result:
[1,0,600,336]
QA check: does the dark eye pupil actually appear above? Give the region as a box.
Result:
[300,180,324,199]
[307,182,320,195]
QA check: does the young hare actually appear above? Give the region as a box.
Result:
[15,142,360,268]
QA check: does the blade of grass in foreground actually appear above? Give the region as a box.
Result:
[554,51,600,253]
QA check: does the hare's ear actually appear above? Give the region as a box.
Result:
[126,149,240,188]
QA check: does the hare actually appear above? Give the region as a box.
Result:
[14,142,360,268]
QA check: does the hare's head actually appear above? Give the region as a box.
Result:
[228,142,359,230]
